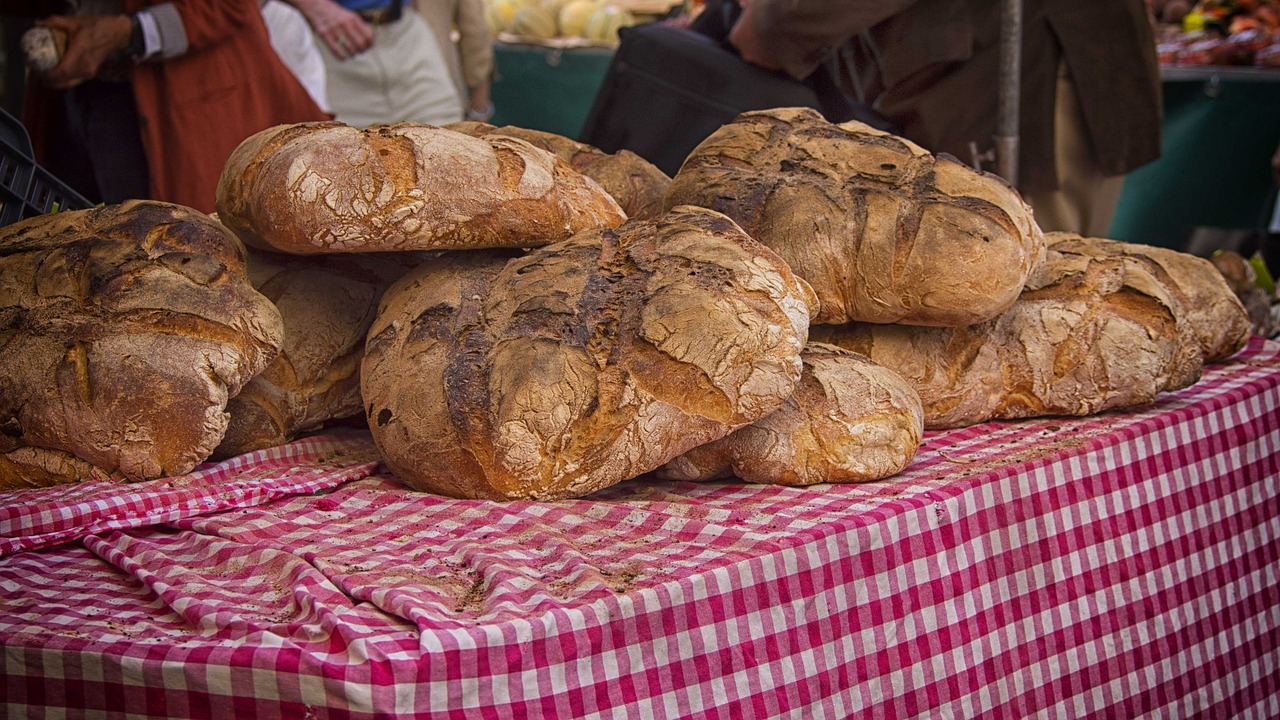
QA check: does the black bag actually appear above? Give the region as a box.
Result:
[579,12,896,176]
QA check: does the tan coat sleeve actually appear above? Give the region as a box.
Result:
[413,0,493,101]
[454,0,494,90]
[750,0,921,80]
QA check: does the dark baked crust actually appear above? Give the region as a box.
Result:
[665,107,1045,327]
[0,201,283,486]
[215,122,627,255]
[361,206,812,500]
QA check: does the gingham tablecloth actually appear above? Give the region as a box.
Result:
[2,338,1278,719]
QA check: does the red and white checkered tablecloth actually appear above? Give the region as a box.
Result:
[2,337,1278,719]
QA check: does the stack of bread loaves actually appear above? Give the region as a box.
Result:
[665,107,1250,430]
[211,120,928,499]
[13,110,1242,499]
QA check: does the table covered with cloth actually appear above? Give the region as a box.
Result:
[2,337,1279,719]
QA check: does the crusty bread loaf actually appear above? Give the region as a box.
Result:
[664,107,1045,326]
[657,343,922,485]
[215,121,627,255]
[811,239,1207,428]
[0,201,283,488]
[447,121,671,219]
[361,206,813,500]
[1043,233,1250,361]
[213,249,422,459]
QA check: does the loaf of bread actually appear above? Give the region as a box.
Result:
[664,107,1045,326]
[811,238,1208,428]
[1043,233,1250,361]
[361,206,813,500]
[448,121,671,219]
[657,344,922,485]
[213,249,421,459]
[215,122,627,255]
[0,201,283,488]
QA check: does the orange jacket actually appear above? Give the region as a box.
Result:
[125,0,329,212]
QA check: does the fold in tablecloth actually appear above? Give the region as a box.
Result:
[0,429,383,557]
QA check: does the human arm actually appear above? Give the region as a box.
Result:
[730,0,921,79]
[36,0,284,88]
[453,0,495,119]
[35,13,132,89]
[281,0,374,59]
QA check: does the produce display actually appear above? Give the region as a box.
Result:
[0,112,1258,499]
[1150,0,1280,66]
[484,0,671,45]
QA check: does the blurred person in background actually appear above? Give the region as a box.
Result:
[728,0,1162,238]
[415,0,495,123]
[20,0,329,214]
[285,0,466,126]
[262,0,331,113]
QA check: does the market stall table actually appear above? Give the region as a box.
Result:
[2,337,1279,719]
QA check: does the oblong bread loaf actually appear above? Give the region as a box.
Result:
[213,249,422,459]
[811,240,1207,429]
[448,121,672,220]
[215,122,627,255]
[1042,232,1250,362]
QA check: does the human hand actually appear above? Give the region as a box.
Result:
[467,85,493,121]
[36,14,131,90]
[728,1,782,71]
[292,0,374,59]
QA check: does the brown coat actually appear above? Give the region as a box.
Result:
[28,0,329,213]
[753,0,1162,195]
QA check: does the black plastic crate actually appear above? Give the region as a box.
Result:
[1,108,93,227]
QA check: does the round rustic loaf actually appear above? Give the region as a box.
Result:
[361,206,813,500]
[213,249,421,459]
[448,121,672,219]
[215,121,627,255]
[664,107,1045,326]
[657,343,923,485]
[811,239,1207,429]
[0,201,284,487]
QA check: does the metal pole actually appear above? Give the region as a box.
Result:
[995,0,1023,186]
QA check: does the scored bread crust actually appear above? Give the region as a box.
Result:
[213,249,421,459]
[664,107,1045,327]
[0,201,283,487]
[448,121,672,220]
[1042,233,1250,362]
[215,122,627,255]
[811,241,1209,429]
[658,343,923,485]
[361,206,812,500]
